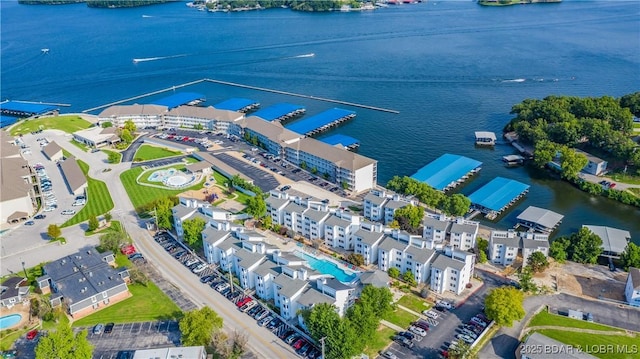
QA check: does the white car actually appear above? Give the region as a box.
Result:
[436,300,454,310]
[381,351,399,359]
[72,201,86,206]
[470,317,488,327]
[423,310,439,319]
[43,207,55,212]
[61,209,76,215]
[409,325,427,337]
[456,334,475,344]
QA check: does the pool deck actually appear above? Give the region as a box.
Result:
[0,302,34,332]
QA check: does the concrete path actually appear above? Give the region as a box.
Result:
[522,326,631,336]
[397,304,424,317]
[380,319,405,332]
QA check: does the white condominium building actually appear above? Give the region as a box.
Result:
[354,229,386,265]
[449,219,479,251]
[362,190,415,224]
[98,104,167,128]
[430,249,475,295]
[489,230,549,267]
[164,105,244,131]
[323,211,361,250]
[377,236,437,284]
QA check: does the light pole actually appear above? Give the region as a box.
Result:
[320,336,326,359]
[21,258,28,279]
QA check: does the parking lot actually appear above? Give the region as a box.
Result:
[77,321,181,358]
[216,153,281,192]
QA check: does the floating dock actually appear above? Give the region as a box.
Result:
[502,154,525,166]
[475,131,497,146]
[468,177,530,220]
[214,98,260,113]
[411,154,482,191]
[1,100,65,128]
[251,103,306,122]
[285,108,356,137]
[320,134,360,151]
[151,92,206,109]
[504,131,534,159]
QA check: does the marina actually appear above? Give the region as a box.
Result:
[151,92,206,109]
[251,102,306,122]
[410,153,482,191]
[515,206,564,234]
[0,100,65,128]
[213,98,260,113]
[468,177,530,220]
[319,134,360,151]
[285,108,356,137]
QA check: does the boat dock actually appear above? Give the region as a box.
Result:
[468,177,530,220]
[151,92,206,110]
[285,108,356,137]
[320,134,360,151]
[475,131,497,146]
[410,153,482,191]
[504,131,534,159]
[251,103,306,123]
[502,154,525,166]
[214,98,260,113]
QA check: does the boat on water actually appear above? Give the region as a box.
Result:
[41,48,49,54]
[297,53,315,58]
[503,154,525,167]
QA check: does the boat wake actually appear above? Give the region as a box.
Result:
[282,53,315,60]
[132,54,188,63]
[142,15,154,18]
[501,78,526,83]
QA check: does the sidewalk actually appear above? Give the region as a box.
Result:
[380,319,404,332]
[397,304,424,317]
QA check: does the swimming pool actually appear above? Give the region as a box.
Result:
[0,314,22,330]
[295,251,357,283]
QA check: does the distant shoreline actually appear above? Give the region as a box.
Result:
[478,0,561,6]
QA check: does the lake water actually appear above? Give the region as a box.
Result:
[1,0,639,240]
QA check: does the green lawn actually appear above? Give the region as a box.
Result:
[396,294,431,313]
[102,149,122,164]
[133,144,182,162]
[69,139,89,152]
[629,188,640,197]
[534,329,639,359]
[364,326,396,358]
[137,164,189,186]
[72,282,182,327]
[120,166,204,210]
[382,307,418,329]
[62,160,114,227]
[528,311,622,332]
[10,115,92,136]
[610,172,640,185]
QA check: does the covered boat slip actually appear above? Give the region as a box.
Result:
[410,153,482,191]
[251,103,306,122]
[319,134,360,151]
[213,98,260,113]
[474,131,497,146]
[468,177,530,220]
[150,92,206,109]
[285,108,356,136]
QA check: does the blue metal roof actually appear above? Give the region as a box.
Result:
[0,115,20,128]
[252,103,305,122]
[468,177,530,212]
[411,154,482,191]
[214,98,258,111]
[0,101,58,116]
[150,92,205,109]
[286,108,356,135]
[320,134,359,147]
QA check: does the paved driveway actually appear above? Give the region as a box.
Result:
[216,153,280,192]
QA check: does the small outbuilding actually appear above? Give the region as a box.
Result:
[583,225,631,258]
[59,157,87,196]
[625,267,640,307]
[516,206,564,234]
[42,141,63,162]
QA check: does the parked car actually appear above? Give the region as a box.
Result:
[395,336,414,349]
[93,323,104,335]
[25,221,35,226]
[61,209,76,215]
[26,330,38,340]
[398,331,415,341]
[409,325,427,337]
[423,310,439,319]
[104,323,115,334]
[254,309,269,321]
[381,351,399,359]
[412,321,430,331]
[285,333,300,345]
[292,339,305,350]
[258,315,273,327]
[456,334,474,344]
[128,253,143,260]
[34,214,46,219]
[470,317,487,327]
[436,300,454,310]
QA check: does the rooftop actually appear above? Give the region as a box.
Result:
[378,236,405,252]
[202,228,231,245]
[522,238,549,249]
[628,267,640,289]
[214,98,259,112]
[517,206,564,229]
[468,177,530,212]
[286,108,356,136]
[0,157,32,202]
[325,215,351,228]
[319,134,359,149]
[266,195,289,210]
[354,229,385,246]
[358,270,390,288]
[0,100,58,116]
[253,260,281,278]
[241,116,302,144]
[411,154,482,191]
[432,253,466,271]
[364,192,387,206]
[286,136,376,171]
[234,249,266,269]
[423,216,450,232]
[132,346,207,359]
[297,286,334,307]
[166,105,243,122]
[98,104,167,117]
[42,141,63,159]
[73,126,118,143]
[251,103,305,122]
[474,131,497,141]
[305,208,331,223]
[60,157,87,193]
[450,222,478,235]
[583,225,631,254]
[273,273,309,299]
[404,245,436,264]
[150,92,205,109]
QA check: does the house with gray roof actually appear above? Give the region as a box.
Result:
[583,225,631,258]
[449,220,479,251]
[283,202,308,234]
[302,208,331,239]
[42,141,63,162]
[383,198,415,224]
[0,143,36,224]
[489,230,523,266]
[625,267,640,307]
[522,238,550,267]
[254,260,282,300]
[273,273,309,320]
[0,277,30,308]
[38,248,130,318]
[404,245,437,283]
[354,229,385,265]
[516,206,564,234]
[60,157,87,196]
[358,270,390,288]
[377,236,407,273]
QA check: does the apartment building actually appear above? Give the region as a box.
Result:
[449,220,479,251]
[489,230,550,267]
[430,249,474,295]
[302,209,331,240]
[0,133,36,224]
[377,236,437,284]
[97,104,167,128]
[422,215,451,244]
[323,212,361,250]
[172,196,231,238]
[363,190,416,224]
[354,229,386,265]
[239,116,302,156]
[164,105,243,131]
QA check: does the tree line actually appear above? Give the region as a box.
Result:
[386,176,471,216]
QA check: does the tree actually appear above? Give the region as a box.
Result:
[341,180,348,190]
[549,238,569,263]
[179,307,223,346]
[302,303,359,359]
[449,341,476,359]
[128,268,149,286]
[559,146,588,181]
[388,267,400,279]
[245,194,267,219]
[183,217,207,247]
[47,224,61,240]
[87,215,99,231]
[445,194,471,217]
[620,242,640,271]
[355,285,394,320]
[620,92,640,117]
[104,212,112,222]
[518,267,537,293]
[120,128,133,143]
[123,119,136,133]
[101,121,113,128]
[346,253,364,267]
[99,231,127,253]
[31,296,53,321]
[402,270,417,287]
[527,251,549,273]
[393,205,424,234]
[193,123,204,130]
[569,227,603,264]
[533,139,557,168]
[155,196,175,230]
[478,250,488,264]
[35,323,93,359]
[107,151,120,164]
[484,286,525,327]
[300,161,307,170]
[311,166,318,175]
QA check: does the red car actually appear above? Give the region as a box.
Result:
[26,330,38,340]
[609,182,616,188]
[292,339,305,350]
[121,244,136,255]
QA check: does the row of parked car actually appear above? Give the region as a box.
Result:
[153,231,323,358]
[439,313,490,358]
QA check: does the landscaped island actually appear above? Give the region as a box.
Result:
[478,0,561,6]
